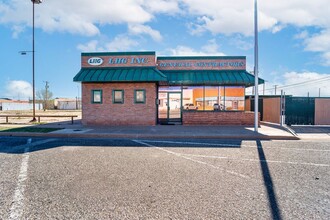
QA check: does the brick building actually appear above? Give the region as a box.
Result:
[73,51,264,126]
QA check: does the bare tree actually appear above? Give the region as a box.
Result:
[37,83,53,111]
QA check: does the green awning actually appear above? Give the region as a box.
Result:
[73,68,167,82]
[73,68,264,86]
[161,70,264,86]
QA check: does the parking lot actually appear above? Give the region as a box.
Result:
[0,137,329,219]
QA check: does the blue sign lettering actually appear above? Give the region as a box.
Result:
[109,58,128,64]
[131,57,148,64]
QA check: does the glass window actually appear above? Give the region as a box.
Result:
[135,90,146,103]
[223,86,245,111]
[182,86,203,111]
[113,90,124,104]
[205,86,220,111]
[92,90,102,104]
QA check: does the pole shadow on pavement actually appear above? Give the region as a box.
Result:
[256,140,282,220]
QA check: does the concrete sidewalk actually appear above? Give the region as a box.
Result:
[0,120,299,140]
[288,125,330,140]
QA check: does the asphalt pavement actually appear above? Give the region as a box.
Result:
[0,137,329,219]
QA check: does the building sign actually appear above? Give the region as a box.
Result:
[87,57,103,66]
[157,57,246,71]
[82,53,156,68]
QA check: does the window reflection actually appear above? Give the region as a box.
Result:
[182,86,202,110]
[224,86,245,111]
[161,85,245,112]
[205,86,220,111]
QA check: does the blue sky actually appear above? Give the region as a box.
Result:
[1,0,329,100]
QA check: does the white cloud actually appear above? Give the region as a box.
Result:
[105,36,139,51]
[1,0,330,37]
[144,0,180,14]
[247,71,330,96]
[11,25,25,39]
[0,0,154,37]
[181,0,330,36]
[281,72,330,96]
[322,52,330,66]
[5,80,32,100]
[1,0,330,64]
[77,40,102,52]
[230,35,253,51]
[128,24,163,42]
[294,30,309,40]
[77,36,139,52]
[271,24,286,34]
[182,0,277,36]
[276,72,330,96]
[180,0,330,65]
[303,30,330,66]
[167,39,225,56]
[304,30,330,52]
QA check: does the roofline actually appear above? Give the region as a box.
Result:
[81,51,156,56]
[157,56,246,60]
[159,70,249,72]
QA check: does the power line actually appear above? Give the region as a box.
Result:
[263,75,330,92]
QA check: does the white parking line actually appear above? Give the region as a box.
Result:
[133,140,250,180]
[9,145,30,220]
[9,138,56,220]
[179,153,330,167]
[137,140,329,167]
[138,140,330,152]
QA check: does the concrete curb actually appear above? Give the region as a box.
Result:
[283,125,298,137]
[0,132,300,140]
[260,121,299,138]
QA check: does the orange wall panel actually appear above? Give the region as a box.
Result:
[263,98,280,124]
[315,98,330,125]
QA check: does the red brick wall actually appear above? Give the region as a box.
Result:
[182,111,258,126]
[82,83,157,125]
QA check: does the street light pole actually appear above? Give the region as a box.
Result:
[31,0,43,122]
[254,0,259,132]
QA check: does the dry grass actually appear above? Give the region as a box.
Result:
[0,110,81,124]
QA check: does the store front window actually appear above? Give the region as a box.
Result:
[181,86,245,111]
[158,85,245,123]
[182,86,203,110]
[205,86,220,111]
[223,86,245,111]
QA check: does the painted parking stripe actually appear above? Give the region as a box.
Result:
[133,140,250,180]
[138,140,330,152]
[9,138,56,220]
[138,140,329,167]
[178,153,330,167]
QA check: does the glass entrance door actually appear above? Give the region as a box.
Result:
[168,92,181,122]
[158,91,182,124]
[158,92,168,124]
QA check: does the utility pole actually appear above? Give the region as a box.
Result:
[44,81,49,111]
[263,82,265,95]
[274,85,278,95]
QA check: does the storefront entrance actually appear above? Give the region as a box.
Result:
[158,91,182,124]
